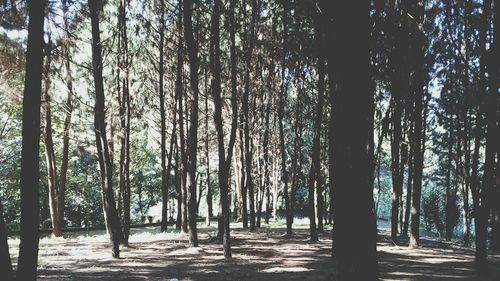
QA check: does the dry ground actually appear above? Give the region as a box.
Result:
[6,220,500,280]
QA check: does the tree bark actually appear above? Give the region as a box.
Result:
[16,0,46,278]
[409,0,426,249]
[117,0,132,246]
[308,15,326,239]
[159,0,168,233]
[210,0,238,258]
[42,36,62,238]
[325,0,379,279]
[469,0,490,273]
[42,0,75,238]
[183,0,200,247]
[242,0,259,231]
[89,0,123,258]
[279,1,291,235]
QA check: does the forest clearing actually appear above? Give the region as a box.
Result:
[6,220,500,281]
[2,0,500,280]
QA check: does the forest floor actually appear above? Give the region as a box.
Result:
[6,219,500,280]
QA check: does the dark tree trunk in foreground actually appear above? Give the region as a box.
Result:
[16,0,46,279]
[183,0,199,247]
[324,1,379,279]
[89,0,124,258]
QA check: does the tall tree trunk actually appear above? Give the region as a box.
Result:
[42,0,75,239]
[279,1,291,235]
[409,0,426,248]
[325,1,379,279]
[469,0,490,272]
[175,0,188,234]
[42,36,62,238]
[89,0,123,258]
[211,0,237,258]
[16,0,46,278]
[117,0,132,246]
[389,2,409,242]
[242,0,259,231]
[183,0,200,247]
[159,0,169,233]
[461,0,472,247]
[308,16,326,239]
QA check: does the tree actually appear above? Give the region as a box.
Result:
[306,13,326,240]
[183,0,200,247]
[42,0,74,238]
[89,0,124,258]
[117,0,132,245]
[16,0,46,279]
[409,0,426,248]
[470,0,491,273]
[279,0,292,236]
[325,0,379,279]
[242,0,259,231]
[159,0,168,233]
[210,0,238,258]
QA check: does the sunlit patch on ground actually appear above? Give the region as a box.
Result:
[6,221,500,280]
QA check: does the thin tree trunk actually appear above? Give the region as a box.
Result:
[445,114,455,241]
[211,0,237,258]
[242,0,259,231]
[403,143,413,237]
[118,0,132,246]
[89,0,123,258]
[175,0,188,234]
[159,0,169,233]
[308,16,326,239]
[42,35,62,238]
[409,1,425,249]
[183,0,200,247]
[205,85,212,226]
[279,1,291,235]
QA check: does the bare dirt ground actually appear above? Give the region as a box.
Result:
[6,220,500,280]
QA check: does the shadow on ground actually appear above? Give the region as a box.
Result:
[7,221,500,280]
